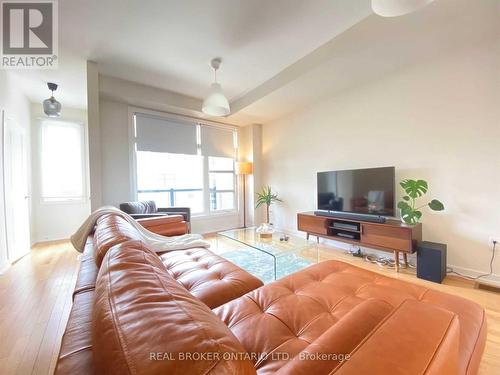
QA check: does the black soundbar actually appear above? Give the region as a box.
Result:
[314,210,387,223]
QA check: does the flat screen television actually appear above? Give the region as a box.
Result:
[317,166,395,217]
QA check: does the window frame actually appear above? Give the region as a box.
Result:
[38,119,87,204]
[130,109,239,218]
[208,157,237,213]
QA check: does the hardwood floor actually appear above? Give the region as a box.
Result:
[0,238,498,374]
[0,241,79,375]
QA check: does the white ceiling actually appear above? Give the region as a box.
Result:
[12,0,499,125]
[14,0,372,111]
[63,0,372,101]
[230,0,500,124]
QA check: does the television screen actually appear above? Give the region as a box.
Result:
[317,167,395,217]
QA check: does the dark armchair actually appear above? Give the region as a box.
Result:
[119,200,191,232]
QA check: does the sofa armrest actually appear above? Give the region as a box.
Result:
[333,299,460,375]
[128,213,169,219]
[136,215,188,237]
[157,206,191,222]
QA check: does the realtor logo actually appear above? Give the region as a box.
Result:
[1,0,58,69]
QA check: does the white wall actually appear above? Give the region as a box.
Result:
[99,99,131,207]
[262,40,500,281]
[0,71,32,271]
[87,61,103,210]
[30,104,91,242]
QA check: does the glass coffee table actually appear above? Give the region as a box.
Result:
[217,227,319,283]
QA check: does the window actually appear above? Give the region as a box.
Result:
[136,152,204,214]
[40,120,85,202]
[209,156,235,211]
[134,113,237,215]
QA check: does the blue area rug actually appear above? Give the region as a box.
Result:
[222,249,314,284]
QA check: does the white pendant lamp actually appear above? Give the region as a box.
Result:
[43,82,61,117]
[202,58,230,117]
[372,0,435,17]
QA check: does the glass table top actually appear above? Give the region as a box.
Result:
[218,227,317,258]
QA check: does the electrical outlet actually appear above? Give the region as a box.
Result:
[489,237,499,250]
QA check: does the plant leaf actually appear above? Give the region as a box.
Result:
[428,199,444,211]
[402,196,410,201]
[400,179,428,199]
[397,201,411,210]
[255,186,282,209]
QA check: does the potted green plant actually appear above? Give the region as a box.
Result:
[255,186,282,223]
[397,179,444,225]
[255,186,282,238]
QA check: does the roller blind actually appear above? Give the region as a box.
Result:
[200,125,235,158]
[135,113,198,155]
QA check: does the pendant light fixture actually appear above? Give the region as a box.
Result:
[202,58,230,117]
[43,82,61,117]
[372,0,435,17]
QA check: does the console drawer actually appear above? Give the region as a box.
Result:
[361,224,412,252]
[298,214,328,235]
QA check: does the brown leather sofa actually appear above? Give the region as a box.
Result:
[56,213,486,375]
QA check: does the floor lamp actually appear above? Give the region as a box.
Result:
[235,162,253,228]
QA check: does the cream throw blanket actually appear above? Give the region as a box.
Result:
[70,206,210,253]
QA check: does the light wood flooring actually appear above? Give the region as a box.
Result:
[0,237,498,374]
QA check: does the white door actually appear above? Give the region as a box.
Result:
[3,114,31,262]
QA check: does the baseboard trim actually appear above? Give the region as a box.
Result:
[447,264,500,287]
[32,238,70,248]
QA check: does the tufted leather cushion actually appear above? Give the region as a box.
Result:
[421,289,487,374]
[92,214,142,267]
[120,200,157,214]
[274,298,394,374]
[333,299,460,375]
[92,240,256,375]
[55,290,95,374]
[215,260,486,375]
[160,248,263,309]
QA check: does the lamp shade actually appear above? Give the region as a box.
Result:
[235,161,253,175]
[202,83,230,117]
[43,96,61,117]
[372,0,435,17]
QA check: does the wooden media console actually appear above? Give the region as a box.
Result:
[297,212,422,272]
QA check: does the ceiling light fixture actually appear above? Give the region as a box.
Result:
[43,82,61,117]
[372,0,435,17]
[202,58,230,117]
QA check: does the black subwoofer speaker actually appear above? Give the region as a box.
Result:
[417,241,447,283]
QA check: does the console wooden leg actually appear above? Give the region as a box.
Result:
[394,251,400,272]
[403,253,408,268]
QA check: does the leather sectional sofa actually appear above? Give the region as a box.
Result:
[56,213,486,374]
